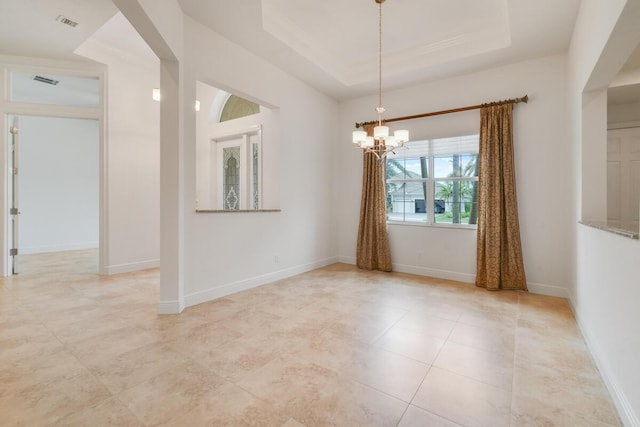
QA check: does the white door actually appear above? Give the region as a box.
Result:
[607,127,640,231]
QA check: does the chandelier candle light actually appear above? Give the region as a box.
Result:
[352,0,409,160]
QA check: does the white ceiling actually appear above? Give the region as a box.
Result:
[260,0,512,87]
[177,0,583,99]
[2,0,640,103]
[0,0,117,60]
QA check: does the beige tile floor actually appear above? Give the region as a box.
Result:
[0,250,621,426]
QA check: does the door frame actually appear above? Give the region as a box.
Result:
[607,126,640,231]
[0,59,107,276]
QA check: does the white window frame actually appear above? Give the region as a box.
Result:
[386,135,479,228]
[212,125,262,210]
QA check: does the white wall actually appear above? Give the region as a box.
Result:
[337,54,572,296]
[76,39,160,274]
[194,81,216,210]
[568,0,640,425]
[179,17,339,306]
[574,226,640,426]
[18,116,99,254]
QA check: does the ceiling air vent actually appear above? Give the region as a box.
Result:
[56,15,79,28]
[33,75,60,85]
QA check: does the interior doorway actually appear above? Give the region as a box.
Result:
[6,114,100,275]
[607,126,640,232]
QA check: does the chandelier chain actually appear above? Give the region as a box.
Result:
[351,0,409,162]
[378,0,383,115]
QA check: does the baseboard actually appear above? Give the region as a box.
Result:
[157,299,185,315]
[392,262,476,284]
[338,255,357,265]
[338,256,568,297]
[525,281,568,298]
[104,259,160,275]
[20,242,98,255]
[339,256,475,284]
[184,256,339,308]
[569,300,639,427]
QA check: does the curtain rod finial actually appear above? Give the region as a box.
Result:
[522,95,529,103]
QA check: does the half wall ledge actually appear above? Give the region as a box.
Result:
[195,209,282,213]
[579,221,639,239]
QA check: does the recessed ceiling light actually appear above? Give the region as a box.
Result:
[56,15,79,28]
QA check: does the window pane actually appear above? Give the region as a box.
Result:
[404,157,428,179]
[434,180,478,224]
[387,158,406,180]
[460,154,478,177]
[434,156,453,178]
[252,143,259,210]
[223,147,241,210]
[10,71,100,108]
[387,157,428,179]
[434,154,478,178]
[386,181,428,222]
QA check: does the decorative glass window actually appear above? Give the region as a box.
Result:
[220,95,260,122]
[223,147,241,210]
[214,126,262,210]
[386,135,479,227]
[252,143,260,209]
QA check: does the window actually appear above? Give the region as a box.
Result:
[9,71,100,108]
[220,95,260,122]
[214,126,262,210]
[386,135,479,226]
[195,80,281,212]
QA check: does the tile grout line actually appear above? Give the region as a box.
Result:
[396,304,460,426]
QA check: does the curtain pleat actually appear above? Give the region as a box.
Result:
[476,104,527,291]
[356,124,392,272]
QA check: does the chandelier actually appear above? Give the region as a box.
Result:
[352,0,409,161]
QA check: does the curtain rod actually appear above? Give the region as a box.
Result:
[355,95,528,129]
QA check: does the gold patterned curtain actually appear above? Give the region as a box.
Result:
[356,124,392,271]
[476,104,527,291]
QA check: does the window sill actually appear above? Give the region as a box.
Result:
[387,221,477,230]
[579,220,638,239]
[195,209,281,213]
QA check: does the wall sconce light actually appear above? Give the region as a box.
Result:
[194,100,201,111]
[152,88,161,101]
